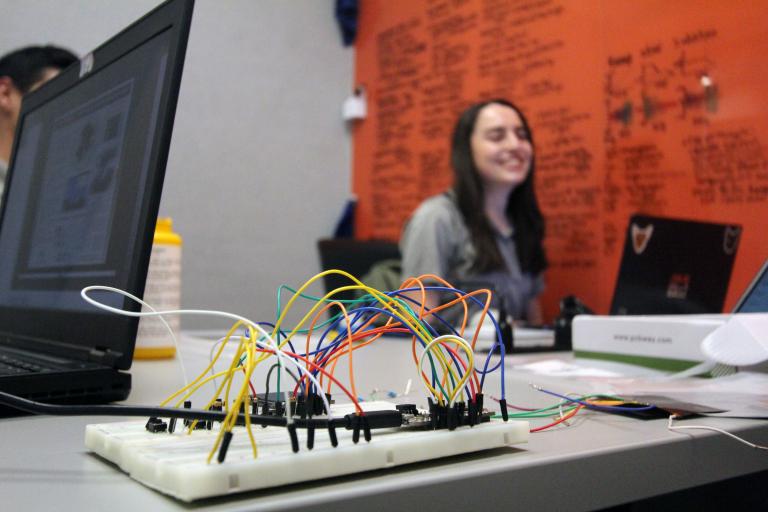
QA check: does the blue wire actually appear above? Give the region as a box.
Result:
[357,287,503,402]
[377,285,507,400]
[304,301,476,403]
[267,283,509,403]
[306,305,454,392]
[387,291,484,402]
[533,386,658,412]
[393,286,507,398]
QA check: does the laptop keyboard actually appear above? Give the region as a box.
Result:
[0,353,57,375]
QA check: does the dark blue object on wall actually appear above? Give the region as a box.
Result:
[335,0,358,46]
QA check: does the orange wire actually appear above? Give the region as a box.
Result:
[313,325,410,393]
[300,299,375,396]
[401,277,489,394]
[253,346,364,415]
[530,405,585,433]
[285,277,493,407]
[301,324,411,396]
[296,300,359,406]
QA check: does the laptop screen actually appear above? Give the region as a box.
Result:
[0,31,171,313]
[0,0,193,366]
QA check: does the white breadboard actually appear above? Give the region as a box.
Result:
[85,413,528,501]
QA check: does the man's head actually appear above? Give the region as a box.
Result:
[0,45,78,163]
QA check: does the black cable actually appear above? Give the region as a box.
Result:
[0,390,348,429]
[0,389,410,435]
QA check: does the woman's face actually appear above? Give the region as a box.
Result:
[470,103,533,191]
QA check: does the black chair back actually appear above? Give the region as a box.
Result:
[316,238,401,302]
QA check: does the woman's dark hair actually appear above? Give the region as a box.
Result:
[451,98,547,275]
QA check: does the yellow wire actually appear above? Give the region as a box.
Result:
[160,320,245,407]
[160,270,485,463]
[242,334,258,458]
[273,270,433,349]
[418,341,458,403]
[211,326,261,462]
[272,271,464,404]
[205,335,250,461]
[418,335,474,406]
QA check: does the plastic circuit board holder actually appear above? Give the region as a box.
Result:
[85,418,529,501]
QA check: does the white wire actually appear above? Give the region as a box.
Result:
[208,335,236,389]
[667,415,768,450]
[83,284,189,387]
[80,285,333,422]
[417,334,474,407]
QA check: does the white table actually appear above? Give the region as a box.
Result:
[1,333,767,511]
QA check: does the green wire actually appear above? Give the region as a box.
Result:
[275,285,362,334]
[270,282,471,405]
[492,393,628,418]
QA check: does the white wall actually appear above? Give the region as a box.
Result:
[0,0,355,329]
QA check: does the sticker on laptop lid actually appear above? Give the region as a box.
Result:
[631,222,653,255]
[723,225,741,255]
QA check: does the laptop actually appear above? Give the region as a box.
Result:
[0,0,194,404]
[610,214,741,315]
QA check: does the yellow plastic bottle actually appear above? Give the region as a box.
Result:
[134,217,182,359]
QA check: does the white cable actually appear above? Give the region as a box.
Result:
[418,334,474,407]
[80,285,333,421]
[667,415,768,450]
[208,334,242,389]
[662,359,718,380]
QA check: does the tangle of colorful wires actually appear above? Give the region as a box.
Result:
[82,269,511,463]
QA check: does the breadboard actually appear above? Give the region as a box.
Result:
[85,417,528,501]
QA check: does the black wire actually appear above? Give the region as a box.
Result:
[264,363,300,400]
[0,390,347,428]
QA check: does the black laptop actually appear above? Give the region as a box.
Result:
[0,0,194,404]
[610,214,741,315]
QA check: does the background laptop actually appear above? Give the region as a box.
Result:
[610,214,741,315]
[0,0,194,404]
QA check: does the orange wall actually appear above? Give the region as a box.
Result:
[351,0,768,322]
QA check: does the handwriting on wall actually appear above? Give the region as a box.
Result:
[353,0,768,319]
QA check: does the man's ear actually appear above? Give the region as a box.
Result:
[0,76,16,113]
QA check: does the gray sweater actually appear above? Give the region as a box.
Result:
[400,192,544,321]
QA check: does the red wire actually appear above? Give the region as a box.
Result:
[312,326,479,402]
[246,372,256,396]
[292,326,412,396]
[253,346,364,414]
[490,395,538,412]
[530,404,584,433]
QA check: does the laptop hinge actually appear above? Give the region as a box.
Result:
[89,347,122,365]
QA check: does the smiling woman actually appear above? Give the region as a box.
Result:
[399,99,548,325]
